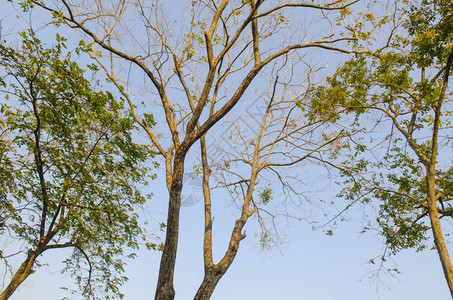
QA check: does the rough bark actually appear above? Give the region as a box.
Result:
[155,154,185,300]
[426,46,453,298]
[426,166,453,298]
[193,267,226,300]
[0,249,39,300]
[194,217,247,299]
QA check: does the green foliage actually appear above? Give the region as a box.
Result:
[142,112,157,128]
[258,186,273,205]
[312,0,453,256]
[407,0,453,67]
[0,31,153,299]
[375,150,430,253]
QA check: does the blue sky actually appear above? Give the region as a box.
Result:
[7,172,452,299]
[8,208,452,299]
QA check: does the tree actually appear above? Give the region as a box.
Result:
[16,0,376,298]
[194,60,348,298]
[0,31,152,299]
[310,0,453,296]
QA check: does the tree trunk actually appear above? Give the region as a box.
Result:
[193,267,226,300]
[0,249,39,300]
[194,218,247,299]
[426,167,453,298]
[155,155,185,300]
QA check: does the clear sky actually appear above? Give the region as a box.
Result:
[7,172,452,300]
[2,1,452,299]
[7,212,453,300]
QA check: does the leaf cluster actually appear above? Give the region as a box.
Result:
[0,31,153,299]
[311,0,453,255]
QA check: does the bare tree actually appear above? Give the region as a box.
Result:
[18,0,374,298]
[193,56,355,298]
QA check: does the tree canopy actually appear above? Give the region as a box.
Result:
[0,31,153,299]
[309,0,453,294]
